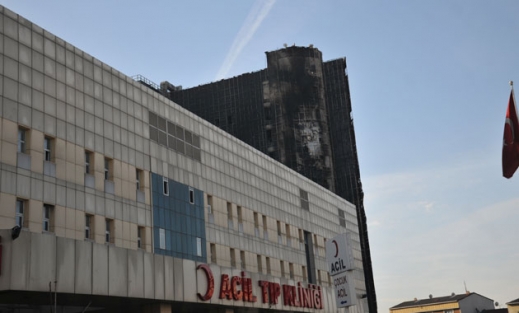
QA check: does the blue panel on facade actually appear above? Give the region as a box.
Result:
[151,172,206,262]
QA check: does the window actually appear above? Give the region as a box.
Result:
[18,128,27,153]
[277,221,282,244]
[163,177,169,195]
[85,214,93,239]
[137,226,144,249]
[136,169,142,190]
[104,158,112,180]
[240,250,246,269]
[196,237,202,256]
[262,215,268,240]
[266,257,271,275]
[210,243,217,263]
[280,260,285,278]
[227,202,233,229]
[253,212,259,237]
[338,208,346,227]
[289,263,294,279]
[105,219,113,243]
[159,228,166,249]
[286,224,291,247]
[230,248,236,267]
[302,266,307,281]
[15,199,25,228]
[300,189,309,211]
[257,255,262,273]
[85,151,93,174]
[43,204,53,232]
[237,206,243,233]
[44,136,52,161]
[189,187,195,204]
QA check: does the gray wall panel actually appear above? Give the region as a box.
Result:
[92,243,108,295]
[182,259,196,303]
[74,240,92,294]
[143,252,154,299]
[108,245,128,297]
[56,237,75,293]
[29,233,56,291]
[173,258,184,301]
[163,256,174,300]
[127,249,144,298]
[153,254,164,300]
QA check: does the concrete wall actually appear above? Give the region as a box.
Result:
[459,294,495,313]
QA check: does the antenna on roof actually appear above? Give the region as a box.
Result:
[464,281,468,293]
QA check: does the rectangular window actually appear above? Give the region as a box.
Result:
[262,215,268,240]
[300,189,309,211]
[159,228,166,249]
[163,177,169,196]
[230,248,236,267]
[338,208,346,227]
[196,237,202,257]
[210,243,217,263]
[104,158,112,180]
[286,224,291,247]
[254,212,259,237]
[85,214,93,239]
[105,219,113,243]
[189,187,195,204]
[266,257,271,275]
[302,265,307,281]
[136,169,142,190]
[18,128,27,153]
[280,260,285,278]
[85,151,92,174]
[289,263,294,279]
[15,199,25,228]
[227,202,233,229]
[137,226,144,249]
[257,255,262,273]
[43,204,53,232]
[44,136,52,161]
[240,250,246,270]
[237,206,243,233]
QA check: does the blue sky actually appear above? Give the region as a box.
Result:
[3,0,519,311]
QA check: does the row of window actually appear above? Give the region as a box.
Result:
[208,243,327,283]
[210,196,324,252]
[18,128,54,162]
[156,227,202,256]
[85,214,144,248]
[161,177,195,204]
[15,199,145,248]
[15,199,53,232]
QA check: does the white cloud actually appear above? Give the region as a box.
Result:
[215,0,276,80]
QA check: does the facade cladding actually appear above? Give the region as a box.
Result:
[164,46,377,313]
[0,6,369,313]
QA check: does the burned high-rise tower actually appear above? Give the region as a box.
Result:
[157,46,377,313]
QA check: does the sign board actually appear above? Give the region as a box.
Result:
[325,233,354,275]
[332,271,357,308]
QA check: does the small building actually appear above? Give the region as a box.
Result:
[507,298,519,313]
[390,293,495,313]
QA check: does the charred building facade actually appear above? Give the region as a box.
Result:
[160,46,377,313]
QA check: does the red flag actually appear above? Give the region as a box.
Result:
[502,90,519,178]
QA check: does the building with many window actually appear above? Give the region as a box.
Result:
[153,44,377,313]
[0,5,368,313]
[390,293,495,313]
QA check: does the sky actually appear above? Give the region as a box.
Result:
[2,0,519,311]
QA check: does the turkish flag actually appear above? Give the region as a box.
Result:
[502,90,519,178]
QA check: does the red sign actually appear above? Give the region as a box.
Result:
[197,264,323,310]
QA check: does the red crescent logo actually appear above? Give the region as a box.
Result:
[197,264,214,301]
[332,240,339,257]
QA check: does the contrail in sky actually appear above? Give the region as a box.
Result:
[215,0,276,80]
